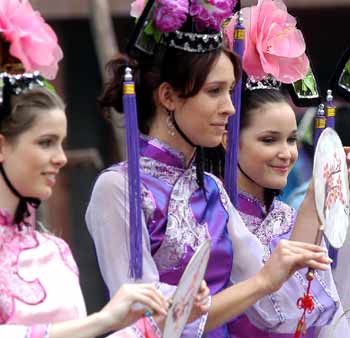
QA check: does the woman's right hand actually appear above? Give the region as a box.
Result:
[99,283,168,332]
[256,239,332,294]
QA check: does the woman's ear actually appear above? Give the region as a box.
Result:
[157,82,177,111]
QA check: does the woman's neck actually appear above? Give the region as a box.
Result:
[148,113,196,167]
[0,175,19,215]
[237,170,264,202]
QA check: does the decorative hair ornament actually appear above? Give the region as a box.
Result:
[164,30,223,53]
[245,74,281,91]
[241,0,309,84]
[0,71,44,120]
[127,0,237,56]
[0,0,63,79]
[225,0,309,95]
[225,0,321,107]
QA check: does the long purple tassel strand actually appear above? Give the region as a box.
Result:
[313,103,326,152]
[224,11,245,207]
[123,67,143,279]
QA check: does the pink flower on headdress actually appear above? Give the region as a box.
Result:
[130,0,146,19]
[229,0,309,83]
[190,0,237,31]
[153,0,189,32]
[0,0,63,79]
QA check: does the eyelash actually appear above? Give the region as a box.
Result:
[39,138,54,148]
[262,138,274,144]
[288,136,297,144]
[208,87,233,95]
[261,137,297,144]
[208,87,221,95]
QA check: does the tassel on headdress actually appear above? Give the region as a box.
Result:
[313,103,326,151]
[326,89,336,128]
[224,9,245,207]
[122,67,143,279]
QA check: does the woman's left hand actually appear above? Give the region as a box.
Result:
[187,280,210,323]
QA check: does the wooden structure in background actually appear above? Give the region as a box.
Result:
[31,0,350,19]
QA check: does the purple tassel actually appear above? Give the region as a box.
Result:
[123,67,143,279]
[313,103,326,152]
[325,90,338,267]
[224,11,245,207]
[326,89,336,129]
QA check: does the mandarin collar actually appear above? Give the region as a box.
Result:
[140,134,191,169]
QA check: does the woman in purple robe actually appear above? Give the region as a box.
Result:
[85,1,334,337]
[220,88,350,337]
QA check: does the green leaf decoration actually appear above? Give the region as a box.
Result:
[340,58,350,90]
[43,79,57,93]
[345,59,350,73]
[293,68,318,98]
[144,21,162,43]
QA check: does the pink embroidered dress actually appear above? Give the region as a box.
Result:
[0,208,161,338]
[0,208,86,337]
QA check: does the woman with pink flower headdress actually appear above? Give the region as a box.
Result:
[0,1,173,338]
[213,0,350,336]
[86,0,337,337]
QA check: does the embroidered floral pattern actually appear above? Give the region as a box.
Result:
[140,157,210,272]
[153,166,210,271]
[238,192,294,261]
[0,209,45,323]
[140,157,184,185]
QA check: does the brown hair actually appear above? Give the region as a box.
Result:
[0,87,65,142]
[99,41,241,134]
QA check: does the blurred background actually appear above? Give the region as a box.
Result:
[31,0,350,320]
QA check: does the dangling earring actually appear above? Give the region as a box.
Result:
[166,110,176,137]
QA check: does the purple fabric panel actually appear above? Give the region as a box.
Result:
[191,175,233,295]
[140,173,171,255]
[228,315,315,338]
[238,193,265,219]
[140,137,185,168]
[139,136,234,337]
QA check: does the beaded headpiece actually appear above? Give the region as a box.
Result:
[127,0,237,59]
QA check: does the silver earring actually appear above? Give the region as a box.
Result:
[166,111,176,137]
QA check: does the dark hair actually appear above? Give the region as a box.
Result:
[0,87,65,142]
[240,88,289,130]
[335,104,350,146]
[99,42,241,134]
